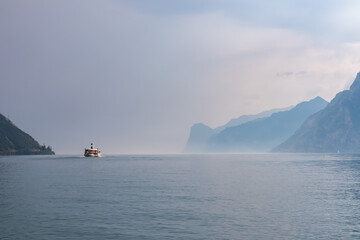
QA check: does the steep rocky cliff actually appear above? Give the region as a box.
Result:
[273,73,360,153]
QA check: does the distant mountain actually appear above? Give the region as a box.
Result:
[273,73,360,153]
[0,113,54,155]
[213,106,293,134]
[184,123,213,153]
[184,106,292,153]
[207,97,328,152]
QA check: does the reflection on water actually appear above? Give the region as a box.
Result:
[1,154,360,239]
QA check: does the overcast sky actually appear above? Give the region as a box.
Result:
[1,0,360,154]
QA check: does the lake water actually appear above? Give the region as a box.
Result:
[1,154,360,239]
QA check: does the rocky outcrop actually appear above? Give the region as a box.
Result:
[273,73,360,153]
[0,113,54,155]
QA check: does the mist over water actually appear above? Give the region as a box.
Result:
[1,154,360,239]
[2,1,360,154]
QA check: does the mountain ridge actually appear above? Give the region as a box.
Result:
[206,96,328,152]
[184,106,292,153]
[0,113,54,155]
[273,72,360,153]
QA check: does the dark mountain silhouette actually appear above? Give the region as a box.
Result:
[273,72,360,153]
[207,97,328,152]
[0,113,54,155]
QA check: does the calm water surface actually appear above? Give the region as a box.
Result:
[1,154,360,239]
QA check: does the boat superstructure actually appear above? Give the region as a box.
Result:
[84,143,101,157]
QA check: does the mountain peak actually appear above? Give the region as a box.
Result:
[191,123,212,131]
[312,96,326,102]
[273,72,360,153]
[295,96,326,106]
[287,96,327,115]
[350,72,360,91]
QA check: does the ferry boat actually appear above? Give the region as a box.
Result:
[84,143,101,157]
